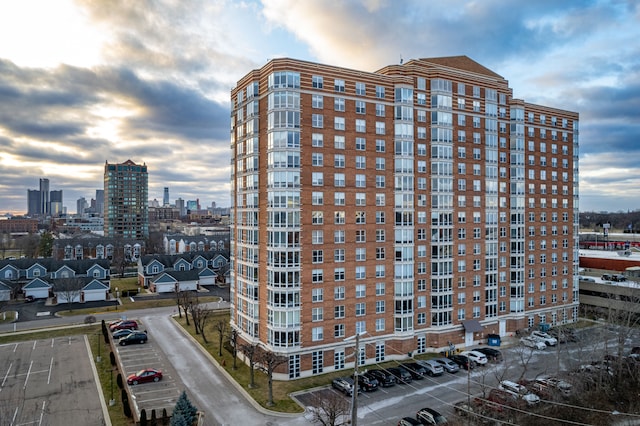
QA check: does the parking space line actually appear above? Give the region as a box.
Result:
[32,341,36,350]
[23,361,33,389]
[47,358,53,385]
[12,406,18,425]
[1,362,12,390]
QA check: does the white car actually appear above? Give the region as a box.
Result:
[530,331,558,346]
[499,380,541,405]
[521,336,546,350]
[460,350,488,366]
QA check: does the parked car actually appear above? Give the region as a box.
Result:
[417,359,444,376]
[109,320,139,332]
[24,295,35,303]
[127,368,162,385]
[354,372,379,391]
[112,329,135,340]
[388,367,413,384]
[448,354,475,370]
[332,377,355,396]
[474,347,503,362]
[119,331,148,346]
[520,336,546,350]
[416,407,447,425]
[460,350,488,366]
[401,362,427,379]
[433,357,460,373]
[536,377,572,397]
[548,327,578,343]
[368,369,396,387]
[530,330,558,346]
[398,417,422,426]
[486,388,523,410]
[499,380,540,405]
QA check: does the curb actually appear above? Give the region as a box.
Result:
[169,314,304,419]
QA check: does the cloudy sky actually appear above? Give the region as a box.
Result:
[0,0,638,215]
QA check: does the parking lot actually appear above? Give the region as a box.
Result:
[111,321,183,419]
[0,335,106,426]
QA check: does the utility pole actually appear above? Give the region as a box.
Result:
[351,332,360,426]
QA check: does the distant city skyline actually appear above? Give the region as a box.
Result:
[0,1,639,213]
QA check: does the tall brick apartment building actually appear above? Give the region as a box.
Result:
[230,56,579,379]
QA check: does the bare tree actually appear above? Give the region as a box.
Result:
[190,299,213,342]
[308,390,350,426]
[257,347,287,406]
[240,343,259,388]
[175,290,193,325]
[0,232,11,259]
[214,320,227,356]
[55,277,85,311]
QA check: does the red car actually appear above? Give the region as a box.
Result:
[109,320,139,332]
[127,368,162,385]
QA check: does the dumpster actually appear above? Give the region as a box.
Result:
[487,334,501,347]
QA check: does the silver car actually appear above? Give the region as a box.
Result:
[433,357,460,373]
[417,359,444,376]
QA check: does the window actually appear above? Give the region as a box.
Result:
[312,152,323,166]
[376,300,385,313]
[334,117,345,130]
[334,248,345,262]
[312,269,323,283]
[355,100,366,114]
[376,103,385,117]
[355,230,366,243]
[334,173,345,187]
[334,211,345,224]
[355,266,365,279]
[312,114,323,128]
[312,307,323,322]
[376,247,385,259]
[334,286,345,300]
[376,229,385,241]
[312,249,323,263]
[312,192,323,205]
[355,119,366,132]
[355,82,366,95]
[334,192,345,206]
[312,230,323,244]
[355,137,366,150]
[375,157,385,170]
[375,122,385,135]
[376,175,385,188]
[376,139,385,152]
[312,288,323,302]
[334,97,345,111]
[312,95,323,109]
[376,85,385,99]
[355,302,366,316]
[334,305,345,319]
[312,75,323,89]
[356,284,366,298]
[312,172,323,186]
[312,327,323,341]
[355,175,366,187]
[334,135,345,149]
[334,230,345,243]
[334,79,345,92]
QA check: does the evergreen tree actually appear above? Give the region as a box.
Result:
[172,391,197,425]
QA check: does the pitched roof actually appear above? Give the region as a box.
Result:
[413,55,503,79]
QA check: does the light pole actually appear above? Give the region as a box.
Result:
[345,331,365,426]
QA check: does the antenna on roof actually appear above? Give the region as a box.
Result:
[400,55,403,65]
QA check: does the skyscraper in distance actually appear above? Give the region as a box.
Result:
[230,56,579,379]
[104,160,149,239]
[163,187,170,206]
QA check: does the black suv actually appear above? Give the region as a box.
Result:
[119,331,148,346]
[367,369,396,387]
[355,372,379,391]
[388,367,412,384]
[448,354,475,370]
[401,362,427,379]
[475,347,503,362]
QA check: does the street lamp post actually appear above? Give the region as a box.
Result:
[345,331,365,426]
[351,332,360,426]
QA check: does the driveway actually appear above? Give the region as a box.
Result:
[140,312,308,426]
